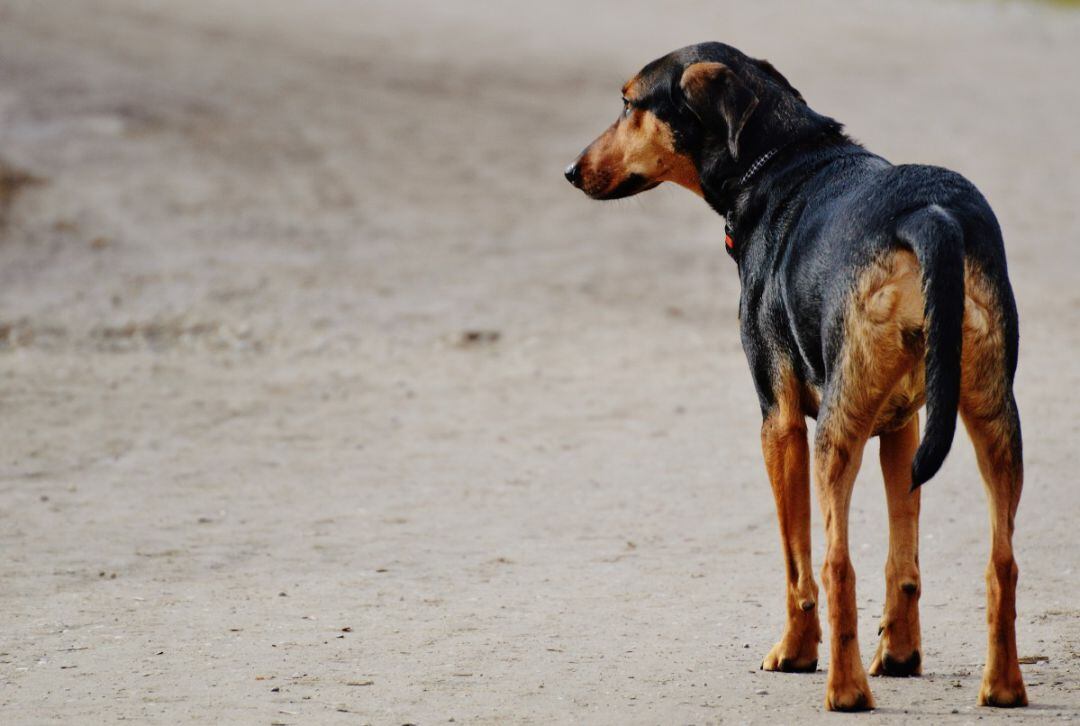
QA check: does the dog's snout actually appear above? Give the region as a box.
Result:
[564,161,582,188]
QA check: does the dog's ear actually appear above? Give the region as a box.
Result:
[679,62,759,160]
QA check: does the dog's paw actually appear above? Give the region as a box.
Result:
[869,646,921,677]
[761,640,817,673]
[978,675,1027,708]
[825,679,876,712]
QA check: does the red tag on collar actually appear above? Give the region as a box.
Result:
[725,233,735,250]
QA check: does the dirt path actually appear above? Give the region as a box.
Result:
[0,1,1078,723]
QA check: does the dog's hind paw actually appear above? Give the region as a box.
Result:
[825,681,876,712]
[979,679,1028,708]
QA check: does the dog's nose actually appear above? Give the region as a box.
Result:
[564,161,582,188]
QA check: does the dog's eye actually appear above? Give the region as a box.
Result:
[622,97,632,117]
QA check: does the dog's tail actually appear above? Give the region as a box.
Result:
[897,205,966,489]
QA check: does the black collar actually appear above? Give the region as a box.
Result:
[739,145,785,187]
[724,145,785,258]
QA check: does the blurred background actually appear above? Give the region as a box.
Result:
[0,1,1077,723]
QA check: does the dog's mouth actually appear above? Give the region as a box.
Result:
[587,173,661,200]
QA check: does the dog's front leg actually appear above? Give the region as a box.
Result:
[760,397,821,673]
[815,418,875,711]
[870,416,923,677]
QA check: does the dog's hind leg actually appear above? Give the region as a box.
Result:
[960,268,1027,707]
[814,250,926,710]
[869,416,923,677]
[760,369,821,673]
[965,394,1026,707]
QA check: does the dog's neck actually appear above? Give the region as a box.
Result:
[711,145,788,256]
[698,126,851,259]
[739,146,786,187]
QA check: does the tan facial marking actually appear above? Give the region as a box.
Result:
[575,103,701,198]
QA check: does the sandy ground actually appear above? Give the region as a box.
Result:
[0,0,1078,723]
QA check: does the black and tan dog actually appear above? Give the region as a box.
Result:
[565,42,1026,712]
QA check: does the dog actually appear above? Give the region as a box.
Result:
[565,42,1026,712]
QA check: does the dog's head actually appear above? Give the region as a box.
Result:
[564,42,814,200]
